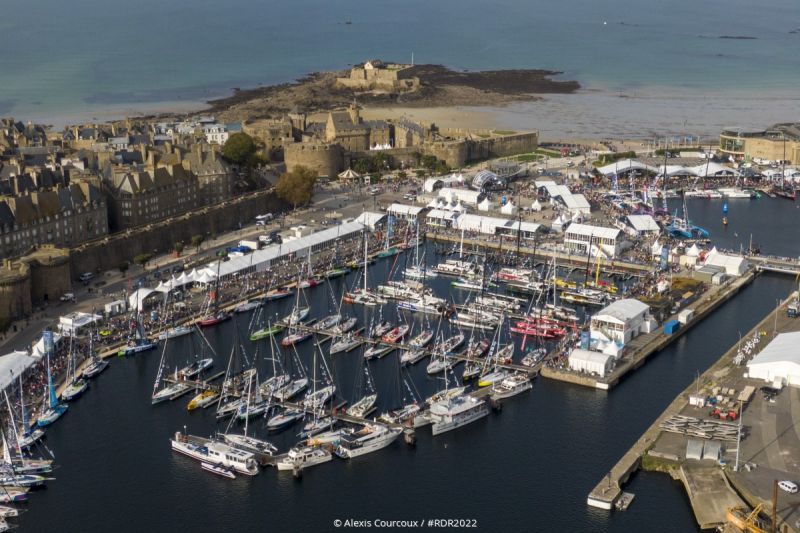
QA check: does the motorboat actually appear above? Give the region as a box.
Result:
[491,373,533,400]
[158,325,193,340]
[436,333,466,354]
[335,424,402,459]
[187,390,219,411]
[201,462,236,479]
[178,357,213,379]
[428,396,489,436]
[170,432,259,476]
[492,267,534,283]
[434,259,481,277]
[275,445,332,471]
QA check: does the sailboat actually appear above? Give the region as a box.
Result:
[343,233,388,306]
[3,391,53,474]
[404,222,437,280]
[15,372,44,449]
[346,363,378,418]
[198,260,232,327]
[273,340,308,402]
[36,331,68,427]
[61,335,88,401]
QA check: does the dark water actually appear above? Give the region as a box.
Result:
[19,200,800,532]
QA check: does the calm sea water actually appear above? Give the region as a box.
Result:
[17,200,799,532]
[1,0,799,131]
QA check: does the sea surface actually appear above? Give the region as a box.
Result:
[1,0,799,135]
[16,200,800,532]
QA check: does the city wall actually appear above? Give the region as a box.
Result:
[70,190,286,275]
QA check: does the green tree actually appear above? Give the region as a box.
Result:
[191,234,204,251]
[276,165,318,209]
[414,169,426,179]
[221,132,257,165]
[421,155,439,172]
[133,253,152,267]
[397,170,408,181]
[353,158,373,175]
[174,242,184,255]
[434,161,449,174]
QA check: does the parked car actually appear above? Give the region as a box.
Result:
[60,292,76,303]
[79,272,94,282]
[778,481,798,494]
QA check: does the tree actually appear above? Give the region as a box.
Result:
[119,261,130,274]
[276,165,318,209]
[353,158,373,175]
[221,132,257,165]
[174,242,184,255]
[191,234,204,251]
[414,169,426,179]
[421,155,439,172]
[397,170,408,181]
[133,253,152,267]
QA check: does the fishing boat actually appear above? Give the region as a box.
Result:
[249,323,283,341]
[381,324,410,343]
[233,299,262,313]
[428,395,489,436]
[158,325,193,340]
[36,332,68,427]
[335,424,402,459]
[408,329,434,349]
[178,357,213,379]
[491,373,532,400]
[187,390,219,411]
[201,462,236,479]
[275,445,332,471]
[264,287,293,301]
[330,333,363,355]
[170,432,259,476]
[266,408,304,431]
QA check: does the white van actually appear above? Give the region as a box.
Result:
[778,481,798,494]
[79,272,94,282]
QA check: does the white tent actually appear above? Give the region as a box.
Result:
[500,201,518,215]
[747,332,800,386]
[597,159,658,177]
[194,270,217,285]
[32,333,62,358]
[477,198,492,212]
[530,200,542,212]
[128,288,158,310]
[651,240,664,257]
[0,350,39,389]
[568,349,615,377]
[686,243,701,257]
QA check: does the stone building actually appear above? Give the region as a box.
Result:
[0,245,71,320]
[182,144,234,206]
[104,164,200,230]
[719,124,800,164]
[324,103,392,151]
[0,182,108,259]
[335,60,420,92]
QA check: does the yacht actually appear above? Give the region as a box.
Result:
[233,299,262,313]
[363,343,395,360]
[370,321,394,338]
[400,348,428,365]
[283,307,310,326]
[152,381,193,404]
[428,396,489,436]
[223,433,278,456]
[491,374,533,400]
[381,324,410,344]
[177,357,213,379]
[273,378,308,401]
[170,432,259,476]
[478,369,510,388]
[378,403,421,426]
[316,314,342,331]
[0,474,50,488]
[330,334,363,355]
[426,355,454,375]
[301,385,335,411]
[346,393,378,418]
[81,357,109,378]
[158,325,193,340]
[276,445,332,471]
[266,408,304,431]
[434,259,481,277]
[329,317,358,335]
[187,390,219,411]
[335,424,402,459]
[408,329,434,349]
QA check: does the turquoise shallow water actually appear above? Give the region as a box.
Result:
[2,0,799,126]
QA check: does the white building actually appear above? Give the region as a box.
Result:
[454,213,541,240]
[203,124,229,144]
[702,249,749,276]
[355,211,387,230]
[747,331,800,386]
[58,312,103,337]
[536,180,591,217]
[387,203,426,223]
[626,215,660,237]
[564,223,623,258]
[568,349,615,377]
[590,298,651,347]
[438,187,482,206]
[424,209,458,228]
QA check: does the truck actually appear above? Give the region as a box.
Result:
[239,239,261,251]
[788,301,798,318]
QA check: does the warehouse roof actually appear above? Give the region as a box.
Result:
[565,223,621,240]
[747,332,800,367]
[594,299,649,323]
[627,214,660,233]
